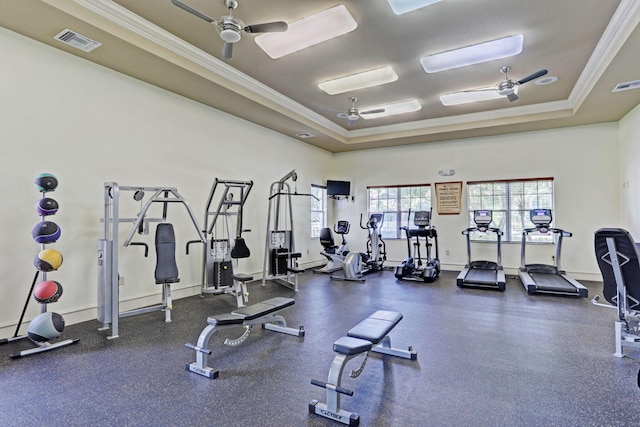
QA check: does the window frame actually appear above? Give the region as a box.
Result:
[367,183,432,239]
[466,177,555,243]
[310,184,327,239]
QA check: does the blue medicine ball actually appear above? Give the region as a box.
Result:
[31,221,61,244]
[34,173,58,193]
[35,198,59,216]
[27,312,65,342]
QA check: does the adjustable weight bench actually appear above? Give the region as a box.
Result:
[309,310,417,426]
[185,297,304,378]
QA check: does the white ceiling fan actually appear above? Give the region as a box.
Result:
[332,97,385,125]
[171,0,288,59]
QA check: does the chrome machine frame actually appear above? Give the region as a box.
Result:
[98,183,205,339]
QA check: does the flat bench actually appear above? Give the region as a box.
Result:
[309,310,417,426]
[185,297,304,379]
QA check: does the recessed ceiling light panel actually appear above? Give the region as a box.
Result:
[439,89,505,106]
[387,0,442,15]
[421,34,524,73]
[255,5,357,59]
[360,99,422,119]
[318,66,399,95]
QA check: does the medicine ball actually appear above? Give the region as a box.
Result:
[27,312,65,342]
[34,280,63,304]
[34,249,63,272]
[34,173,58,193]
[31,221,61,244]
[35,198,59,216]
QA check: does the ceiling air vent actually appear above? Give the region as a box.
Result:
[612,80,640,93]
[54,29,102,52]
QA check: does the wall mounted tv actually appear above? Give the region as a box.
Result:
[326,180,351,197]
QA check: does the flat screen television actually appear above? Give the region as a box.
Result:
[326,180,351,197]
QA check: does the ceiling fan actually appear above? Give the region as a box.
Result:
[332,97,385,125]
[171,0,288,59]
[469,66,549,102]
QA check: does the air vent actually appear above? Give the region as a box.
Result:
[54,29,102,52]
[612,80,640,93]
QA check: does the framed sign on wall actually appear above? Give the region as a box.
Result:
[435,181,462,215]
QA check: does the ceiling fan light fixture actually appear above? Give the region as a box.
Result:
[255,5,357,59]
[421,34,524,73]
[318,66,398,95]
[219,28,241,43]
[387,0,442,15]
[360,99,422,119]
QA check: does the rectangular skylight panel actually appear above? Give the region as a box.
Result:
[255,5,357,59]
[318,66,398,95]
[360,99,422,119]
[421,34,524,73]
[439,90,503,106]
[387,0,442,15]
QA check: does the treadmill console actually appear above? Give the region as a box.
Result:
[474,210,492,231]
[414,211,431,228]
[530,209,552,231]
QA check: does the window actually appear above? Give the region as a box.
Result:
[466,178,554,242]
[310,185,327,238]
[367,184,431,239]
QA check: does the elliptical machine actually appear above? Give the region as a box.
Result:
[314,221,350,274]
[394,209,440,282]
[331,213,386,282]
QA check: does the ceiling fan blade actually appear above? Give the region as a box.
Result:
[222,42,234,59]
[347,119,356,126]
[336,112,348,119]
[171,0,214,23]
[244,21,288,34]
[507,92,519,102]
[517,69,548,85]
[360,108,385,115]
[462,87,497,93]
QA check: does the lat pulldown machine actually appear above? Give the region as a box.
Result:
[187,178,254,307]
[262,170,317,291]
[97,183,205,339]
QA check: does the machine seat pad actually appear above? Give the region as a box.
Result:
[333,336,373,355]
[347,311,403,344]
[156,277,180,285]
[231,297,295,321]
[232,273,253,282]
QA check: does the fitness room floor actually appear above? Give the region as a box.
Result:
[1,269,638,427]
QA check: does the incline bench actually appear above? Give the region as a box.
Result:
[309,310,417,426]
[185,297,304,378]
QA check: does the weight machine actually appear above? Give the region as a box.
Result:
[186,178,254,307]
[97,183,205,339]
[262,170,316,291]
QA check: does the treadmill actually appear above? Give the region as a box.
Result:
[518,209,588,297]
[457,210,506,291]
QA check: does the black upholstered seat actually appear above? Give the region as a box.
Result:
[594,228,640,310]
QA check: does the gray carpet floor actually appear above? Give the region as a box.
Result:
[1,269,639,427]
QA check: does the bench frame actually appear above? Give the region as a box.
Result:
[309,310,417,426]
[185,297,304,378]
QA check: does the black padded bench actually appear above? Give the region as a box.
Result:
[309,310,417,426]
[185,297,304,378]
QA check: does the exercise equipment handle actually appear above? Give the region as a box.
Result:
[185,239,202,255]
[310,379,354,396]
[129,242,149,257]
[185,343,212,355]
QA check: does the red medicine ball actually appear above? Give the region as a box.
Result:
[33,280,63,304]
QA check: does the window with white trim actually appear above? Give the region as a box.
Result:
[310,185,327,238]
[367,184,432,239]
[466,178,554,242]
